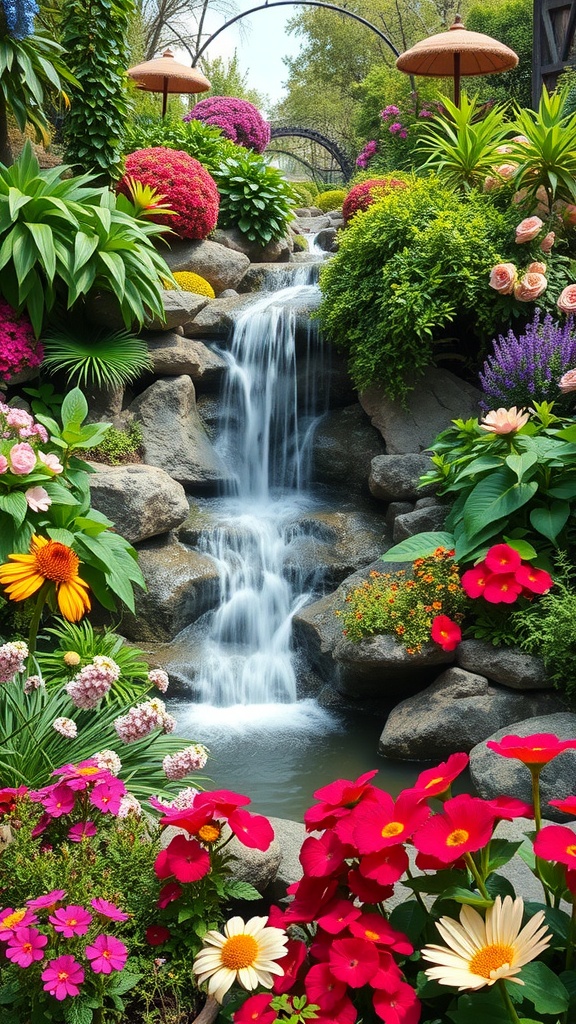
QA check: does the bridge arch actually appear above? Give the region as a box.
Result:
[269,125,354,180]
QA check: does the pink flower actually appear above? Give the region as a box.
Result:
[540,231,555,253]
[489,263,517,295]
[513,272,548,301]
[430,615,461,651]
[89,779,126,815]
[479,406,530,434]
[90,898,129,922]
[483,573,523,604]
[558,285,576,315]
[148,668,169,692]
[6,926,48,967]
[496,163,516,179]
[534,824,576,867]
[24,486,51,512]
[0,908,37,939]
[157,881,183,909]
[484,544,522,574]
[85,933,128,974]
[515,216,544,243]
[527,261,547,275]
[49,905,92,937]
[68,821,97,842]
[412,794,495,864]
[329,936,380,986]
[305,962,347,1012]
[409,753,469,799]
[559,369,576,394]
[8,442,36,475]
[52,717,77,738]
[373,978,421,1024]
[41,954,85,999]
[37,783,76,818]
[515,563,553,594]
[0,455,7,474]
[38,451,63,474]
[27,890,66,910]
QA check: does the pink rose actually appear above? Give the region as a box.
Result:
[515,216,543,243]
[558,284,576,314]
[0,455,7,474]
[559,369,576,394]
[527,262,546,275]
[38,451,63,474]
[540,232,555,253]
[489,263,517,295]
[513,273,548,301]
[24,486,51,512]
[562,204,576,227]
[9,442,36,475]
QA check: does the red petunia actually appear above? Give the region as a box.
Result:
[485,796,534,820]
[282,877,338,925]
[484,544,522,575]
[164,834,210,883]
[347,869,394,905]
[533,824,576,867]
[549,796,576,816]
[145,924,171,946]
[349,914,413,956]
[304,770,379,831]
[373,978,421,1024]
[329,936,380,987]
[272,939,307,994]
[305,962,347,1012]
[483,573,522,604]
[409,752,469,800]
[157,881,183,908]
[515,563,553,594]
[461,565,489,598]
[430,615,461,651]
[412,794,495,864]
[317,898,361,935]
[358,844,409,886]
[353,789,430,854]
[312,996,358,1024]
[299,831,348,877]
[487,732,576,766]
[233,993,276,1023]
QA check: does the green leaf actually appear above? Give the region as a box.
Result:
[486,839,523,874]
[462,469,538,536]
[505,451,538,482]
[441,886,493,908]
[502,537,537,560]
[403,869,467,895]
[25,222,56,282]
[63,998,93,1024]
[388,900,428,944]
[108,971,143,996]
[61,388,88,430]
[46,528,76,546]
[510,961,569,1014]
[0,491,28,527]
[448,988,510,1023]
[529,501,570,544]
[381,531,455,563]
[224,880,262,900]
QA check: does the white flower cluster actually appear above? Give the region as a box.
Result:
[114,697,175,744]
[0,641,28,683]
[65,655,121,710]
[117,793,142,818]
[53,717,78,738]
[163,744,209,781]
[148,668,169,693]
[93,749,122,775]
[24,674,44,694]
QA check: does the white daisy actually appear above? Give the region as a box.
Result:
[192,915,288,1003]
[422,895,551,990]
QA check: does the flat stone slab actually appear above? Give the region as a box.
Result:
[457,639,550,690]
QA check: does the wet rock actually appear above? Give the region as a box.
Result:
[360,368,483,454]
[369,454,434,502]
[212,227,292,263]
[385,501,413,530]
[283,506,385,591]
[293,591,345,683]
[312,404,386,493]
[315,227,337,252]
[379,668,565,760]
[162,238,250,292]
[144,332,227,389]
[227,831,283,892]
[264,817,306,900]
[146,291,210,331]
[296,216,331,232]
[392,504,449,542]
[333,634,456,702]
[237,264,304,293]
[183,295,255,339]
[457,639,550,690]
[130,375,232,492]
[469,713,576,821]
[88,464,189,544]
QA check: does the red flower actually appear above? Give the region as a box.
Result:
[159,789,273,851]
[304,770,379,831]
[234,994,276,1023]
[272,939,307,994]
[299,831,347,877]
[409,752,469,799]
[0,786,27,816]
[317,898,361,935]
[343,178,407,224]
[534,824,576,867]
[430,615,461,651]
[461,565,489,598]
[515,563,553,594]
[312,996,358,1024]
[282,877,338,924]
[157,881,183,908]
[483,573,522,604]
[329,936,380,987]
[305,962,347,1012]
[352,789,430,854]
[373,978,421,1024]
[145,924,171,946]
[484,544,521,574]
[118,148,219,239]
[486,732,576,766]
[358,844,409,886]
[349,914,413,955]
[486,796,533,820]
[549,796,576,816]
[412,794,495,864]
[347,869,394,904]
[164,834,210,883]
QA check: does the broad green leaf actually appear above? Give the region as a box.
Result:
[7,186,31,219]
[403,869,467,895]
[0,491,28,527]
[224,880,262,900]
[441,886,492,908]
[510,961,569,1014]
[381,532,455,563]
[462,469,538,536]
[61,388,88,430]
[502,537,537,560]
[25,222,56,281]
[46,528,76,546]
[485,839,522,874]
[73,230,99,272]
[529,501,570,543]
[388,900,428,944]
[505,451,538,482]
[448,988,510,1023]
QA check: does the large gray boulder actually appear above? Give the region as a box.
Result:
[333,634,455,701]
[457,639,550,690]
[162,238,250,292]
[211,227,292,263]
[146,291,210,332]
[144,332,227,389]
[312,404,386,492]
[237,263,302,293]
[120,535,220,642]
[369,454,434,502]
[469,712,576,821]
[360,368,482,454]
[392,504,449,542]
[379,668,565,760]
[130,375,232,492]
[184,295,255,339]
[283,506,385,591]
[88,463,189,544]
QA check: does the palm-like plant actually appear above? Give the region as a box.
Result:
[509,86,576,212]
[416,93,509,190]
[42,324,152,390]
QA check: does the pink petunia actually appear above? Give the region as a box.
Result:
[156,882,183,909]
[299,831,347,877]
[408,752,469,800]
[49,905,92,938]
[412,794,495,864]
[89,779,125,815]
[373,977,421,1024]
[37,783,76,818]
[90,898,129,922]
[41,954,85,999]
[317,898,361,935]
[27,891,66,911]
[329,936,380,987]
[164,834,211,883]
[305,961,347,1012]
[271,938,307,994]
[68,821,97,843]
[484,543,522,574]
[85,933,128,974]
[5,926,48,967]
[349,913,413,955]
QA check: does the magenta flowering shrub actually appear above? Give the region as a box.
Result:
[0,300,43,383]
[184,96,271,154]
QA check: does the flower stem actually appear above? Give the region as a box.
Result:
[530,766,551,906]
[498,979,522,1024]
[464,852,491,901]
[27,583,49,657]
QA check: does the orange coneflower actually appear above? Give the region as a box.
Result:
[0,536,90,622]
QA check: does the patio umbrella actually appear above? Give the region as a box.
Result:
[127,49,211,117]
[395,15,518,106]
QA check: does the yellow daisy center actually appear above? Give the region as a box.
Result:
[2,909,26,929]
[446,828,469,846]
[221,934,259,970]
[382,821,404,837]
[198,823,221,844]
[35,541,80,583]
[469,942,515,979]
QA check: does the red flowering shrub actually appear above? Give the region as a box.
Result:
[0,301,43,383]
[184,96,270,153]
[342,177,407,224]
[117,148,219,240]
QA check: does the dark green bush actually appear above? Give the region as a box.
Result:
[318,177,518,399]
[123,115,238,172]
[213,152,294,247]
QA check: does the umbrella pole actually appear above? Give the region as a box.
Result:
[454,52,461,106]
[162,77,168,117]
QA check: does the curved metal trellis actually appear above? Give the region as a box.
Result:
[270,124,354,179]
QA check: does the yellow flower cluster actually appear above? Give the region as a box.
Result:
[172,271,215,298]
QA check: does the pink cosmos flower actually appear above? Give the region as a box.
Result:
[0,907,37,939]
[479,406,530,434]
[27,890,66,910]
[488,263,517,295]
[85,933,128,974]
[8,442,36,475]
[5,926,48,967]
[90,898,129,922]
[515,216,544,243]
[24,486,51,512]
[68,821,97,842]
[559,369,576,394]
[89,779,125,815]
[558,284,576,315]
[49,905,92,937]
[329,936,380,986]
[41,954,85,999]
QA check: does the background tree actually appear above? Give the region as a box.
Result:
[466,0,533,109]
[199,51,268,109]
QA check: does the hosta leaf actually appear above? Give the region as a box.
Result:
[462,469,538,536]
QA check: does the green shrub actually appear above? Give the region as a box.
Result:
[512,555,576,701]
[123,115,238,172]
[315,188,347,212]
[213,152,294,247]
[289,181,316,207]
[88,420,143,465]
[318,176,518,399]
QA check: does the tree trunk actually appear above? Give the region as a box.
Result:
[193,996,220,1023]
[0,92,12,167]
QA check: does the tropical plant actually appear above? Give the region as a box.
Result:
[62,0,134,180]
[42,324,152,391]
[417,93,510,190]
[123,115,238,172]
[213,152,294,247]
[509,84,576,211]
[184,95,270,153]
[118,147,219,240]
[0,144,171,335]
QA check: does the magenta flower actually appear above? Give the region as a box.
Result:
[68,821,97,842]
[0,907,37,938]
[27,890,66,910]
[49,905,92,938]
[34,783,76,818]
[90,898,129,922]
[85,934,128,974]
[41,954,85,999]
[6,926,48,967]
[89,779,125,815]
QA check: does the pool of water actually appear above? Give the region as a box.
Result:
[170,698,427,821]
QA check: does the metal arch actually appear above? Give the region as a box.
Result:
[192,0,401,66]
[270,124,354,179]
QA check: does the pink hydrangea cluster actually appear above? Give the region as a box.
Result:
[0,300,43,383]
[162,743,209,781]
[114,698,175,744]
[0,402,48,443]
[148,668,169,693]
[184,96,271,153]
[0,640,28,683]
[65,656,121,709]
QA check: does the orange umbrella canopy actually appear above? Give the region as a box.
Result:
[396,16,518,104]
[127,49,211,115]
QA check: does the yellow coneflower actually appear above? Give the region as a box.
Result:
[0,536,90,622]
